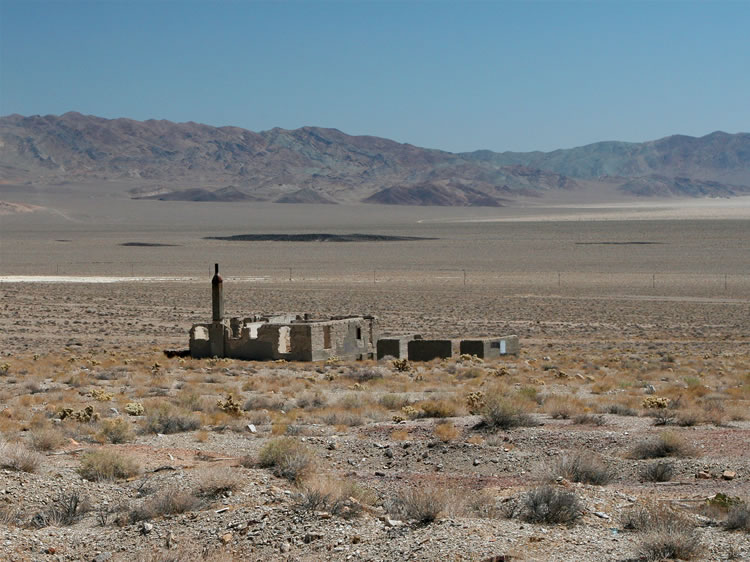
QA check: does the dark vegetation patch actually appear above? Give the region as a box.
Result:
[120,242,180,247]
[575,241,664,245]
[205,233,437,242]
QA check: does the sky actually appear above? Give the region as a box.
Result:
[1,0,749,153]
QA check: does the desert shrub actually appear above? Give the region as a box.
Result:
[32,493,91,527]
[623,505,702,560]
[244,394,286,411]
[320,411,365,427]
[545,396,583,419]
[675,410,700,427]
[98,417,135,444]
[0,442,43,473]
[130,488,202,522]
[143,403,200,434]
[521,486,582,524]
[602,403,638,417]
[393,485,451,524]
[295,391,327,409]
[297,476,375,519]
[571,413,607,426]
[78,449,141,481]
[640,461,674,482]
[257,437,316,483]
[194,467,242,498]
[630,431,693,459]
[30,427,66,452]
[379,393,411,410]
[480,390,537,430]
[549,453,614,485]
[433,421,459,442]
[413,399,458,419]
[725,502,750,531]
[345,366,385,382]
[649,408,675,426]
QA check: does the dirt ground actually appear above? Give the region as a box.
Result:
[0,200,749,561]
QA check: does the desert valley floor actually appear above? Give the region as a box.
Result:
[0,196,749,561]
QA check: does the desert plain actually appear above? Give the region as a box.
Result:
[0,191,749,561]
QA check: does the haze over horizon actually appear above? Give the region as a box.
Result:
[1,0,749,153]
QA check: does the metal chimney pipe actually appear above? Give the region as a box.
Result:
[211,263,223,322]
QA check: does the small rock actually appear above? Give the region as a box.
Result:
[280,542,291,553]
[722,470,736,480]
[247,424,257,433]
[92,553,112,562]
[140,522,153,535]
[220,532,232,545]
[593,511,610,520]
[315,511,332,519]
[382,517,403,527]
[473,458,481,466]
[374,471,386,477]
[696,471,712,479]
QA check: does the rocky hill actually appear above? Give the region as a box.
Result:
[1,112,748,205]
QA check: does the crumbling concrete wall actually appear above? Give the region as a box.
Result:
[190,315,377,361]
[377,335,417,360]
[407,339,459,362]
[460,336,520,358]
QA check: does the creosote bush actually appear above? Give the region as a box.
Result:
[78,449,141,481]
[257,437,316,483]
[297,476,376,519]
[521,486,582,524]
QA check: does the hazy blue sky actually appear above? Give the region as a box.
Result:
[1,0,748,152]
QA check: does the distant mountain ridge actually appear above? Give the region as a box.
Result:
[1,112,748,206]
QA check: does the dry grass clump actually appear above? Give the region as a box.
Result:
[30,426,67,452]
[629,431,694,459]
[392,484,454,524]
[411,398,459,419]
[0,442,43,473]
[433,421,459,442]
[379,393,411,410]
[571,413,607,426]
[480,389,537,430]
[544,395,585,419]
[244,394,287,412]
[143,402,201,434]
[193,466,242,498]
[621,505,703,561]
[97,417,135,443]
[520,486,582,524]
[548,452,614,485]
[129,487,203,522]
[257,437,316,483]
[297,475,376,519]
[78,449,141,481]
[725,501,750,532]
[639,461,674,482]
[601,402,638,417]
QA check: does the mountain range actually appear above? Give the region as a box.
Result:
[1,112,749,206]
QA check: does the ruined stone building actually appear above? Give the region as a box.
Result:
[189,265,518,362]
[189,265,377,361]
